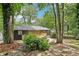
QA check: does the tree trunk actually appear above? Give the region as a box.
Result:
[23,16,26,25]
[76,3,79,39]
[2,3,14,44]
[61,3,64,39]
[52,4,57,38]
[54,3,62,43]
[28,15,32,25]
[76,3,79,29]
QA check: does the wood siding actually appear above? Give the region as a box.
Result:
[14,30,49,40]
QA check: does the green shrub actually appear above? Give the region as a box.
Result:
[38,38,50,51]
[23,33,38,51]
[72,29,79,39]
[50,30,56,38]
[22,33,49,51]
[72,29,79,36]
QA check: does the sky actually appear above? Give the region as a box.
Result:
[37,6,49,18]
[32,3,49,18]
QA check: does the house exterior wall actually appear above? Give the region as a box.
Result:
[14,30,49,40]
[24,30,48,37]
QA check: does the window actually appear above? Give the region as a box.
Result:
[18,31,22,35]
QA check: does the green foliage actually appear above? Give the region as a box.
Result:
[19,3,37,25]
[22,33,50,51]
[21,4,36,16]
[64,4,77,31]
[0,19,3,32]
[38,38,50,51]
[11,3,23,15]
[50,30,56,38]
[72,28,79,40]
[0,5,3,32]
[37,12,54,30]
[72,28,79,36]
[23,33,38,51]
[38,3,48,10]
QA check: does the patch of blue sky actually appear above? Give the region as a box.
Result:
[37,6,49,18]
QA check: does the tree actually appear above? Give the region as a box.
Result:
[1,3,23,44]
[53,3,63,43]
[64,4,76,34]
[61,3,64,39]
[52,4,57,37]
[0,5,3,32]
[2,3,14,44]
[37,12,54,30]
[20,3,37,25]
[38,3,48,10]
[76,3,79,39]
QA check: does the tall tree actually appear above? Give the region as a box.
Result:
[64,4,76,34]
[76,3,79,39]
[20,3,37,25]
[2,3,14,44]
[54,3,62,43]
[61,3,64,39]
[37,12,54,29]
[53,4,57,37]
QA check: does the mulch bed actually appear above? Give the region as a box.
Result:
[0,42,21,53]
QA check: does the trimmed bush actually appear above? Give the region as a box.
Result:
[22,33,50,51]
